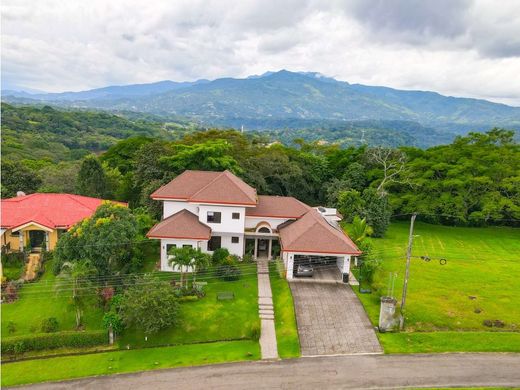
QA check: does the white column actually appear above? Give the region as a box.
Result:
[44,231,50,251]
[253,238,258,259]
[286,253,294,280]
[18,230,24,251]
[267,239,272,260]
[343,255,351,274]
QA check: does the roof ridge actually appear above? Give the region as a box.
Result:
[189,171,225,201]
[221,170,258,203]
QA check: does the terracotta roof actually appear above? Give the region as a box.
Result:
[151,170,257,206]
[1,193,126,230]
[279,209,361,255]
[246,195,311,219]
[146,209,211,240]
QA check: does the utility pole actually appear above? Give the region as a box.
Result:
[400,213,416,330]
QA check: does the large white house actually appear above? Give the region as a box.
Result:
[147,170,361,280]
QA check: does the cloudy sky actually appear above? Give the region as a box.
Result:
[2,0,520,105]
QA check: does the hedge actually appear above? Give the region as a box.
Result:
[2,331,108,355]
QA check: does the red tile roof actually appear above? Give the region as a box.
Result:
[146,209,211,240]
[151,170,257,206]
[279,209,361,255]
[1,193,126,230]
[246,195,311,219]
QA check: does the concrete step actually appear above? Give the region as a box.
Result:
[259,304,273,309]
[260,314,275,320]
[259,309,274,315]
[258,297,272,305]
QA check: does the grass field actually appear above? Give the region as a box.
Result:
[269,262,300,358]
[1,260,104,336]
[1,340,260,387]
[356,222,520,332]
[118,264,259,348]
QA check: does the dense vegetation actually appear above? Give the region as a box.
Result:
[2,102,519,229]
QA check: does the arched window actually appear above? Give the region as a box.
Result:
[258,227,270,233]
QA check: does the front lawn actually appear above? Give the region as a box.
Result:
[1,340,260,387]
[379,331,520,353]
[356,222,520,332]
[1,259,104,336]
[269,262,300,358]
[117,263,259,348]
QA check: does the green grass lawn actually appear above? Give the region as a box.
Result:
[1,260,104,336]
[356,222,520,332]
[1,340,260,387]
[118,263,259,348]
[269,262,300,358]
[379,331,520,353]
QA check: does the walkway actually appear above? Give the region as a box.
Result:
[23,253,41,281]
[257,259,278,360]
[290,282,382,356]
[21,353,520,389]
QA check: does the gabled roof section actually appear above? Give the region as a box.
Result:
[279,209,361,255]
[146,209,211,240]
[151,170,257,206]
[1,193,126,230]
[246,195,311,219]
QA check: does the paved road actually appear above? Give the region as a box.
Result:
[19,353,520,389]
[290,282,382,355]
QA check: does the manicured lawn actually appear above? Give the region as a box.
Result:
[269,262,300,358]
[356,222,520,332]
[118,263,259,348]
[379,331,520,353]
[1,340,260,387]
[1,260,104,336]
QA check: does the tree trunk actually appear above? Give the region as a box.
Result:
[108,325,114,345]
[75,307,81,328]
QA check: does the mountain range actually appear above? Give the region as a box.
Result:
[3,70,520,146]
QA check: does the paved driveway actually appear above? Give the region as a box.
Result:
[290,282,382,355]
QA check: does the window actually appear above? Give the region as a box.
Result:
[182,244,193,249]
[207,211,221,223]
[10,231,20,237]
[166,244,177,255]
[231,236,239,244]
[258,227,270,233]
[207,236,221,251]
[232,212,240,220]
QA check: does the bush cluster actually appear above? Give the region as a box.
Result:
[1,330,108,356]
[215,257,242,281]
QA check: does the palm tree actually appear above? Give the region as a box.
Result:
[168,247,194,288]
[191,249,211,284]
[349,215,373,244]
[56,260,97,328]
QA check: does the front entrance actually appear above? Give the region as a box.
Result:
[29,230,45,250]
[257,239,269,258]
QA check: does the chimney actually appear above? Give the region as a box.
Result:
[16,191,26,197]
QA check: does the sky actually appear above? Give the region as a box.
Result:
[2,0,520,106]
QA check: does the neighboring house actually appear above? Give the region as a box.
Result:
[1,193,126,253]
[147,170,361,280]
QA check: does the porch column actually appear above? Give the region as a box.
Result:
[44,231,50,251]
[253,238,258,259]
[286,253,294,280]
[267,239,272,261]
[18,230,24,251]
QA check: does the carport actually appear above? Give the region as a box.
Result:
[278,209,361,282]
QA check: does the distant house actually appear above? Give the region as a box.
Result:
[1,193,126,253]
[147,170,361,280]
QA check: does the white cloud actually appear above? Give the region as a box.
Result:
[1,0,519,105]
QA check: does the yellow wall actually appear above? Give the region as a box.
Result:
[1,226,59,252]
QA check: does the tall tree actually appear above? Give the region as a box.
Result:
[76,155,108,198]
[1,161,42,198]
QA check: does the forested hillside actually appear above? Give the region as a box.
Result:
[3,112,518,230]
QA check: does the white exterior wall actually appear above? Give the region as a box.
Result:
[206,233,244,257]
[245,216,292,231]
[198,204,246,234]
[163,200,198,218]
[160,238,207,272]
[336,255,351,274]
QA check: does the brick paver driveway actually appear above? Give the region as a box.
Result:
[290,282,382,356]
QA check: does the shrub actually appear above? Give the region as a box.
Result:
[178,295,199,302]
[250,322,261,341]
[7,321,16,334]
[215,258,241,281]
[1,331,108,356]
[242,253,254,263]
[41,317,59,333]
[211,248,230,265]
[3,281,21,302]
